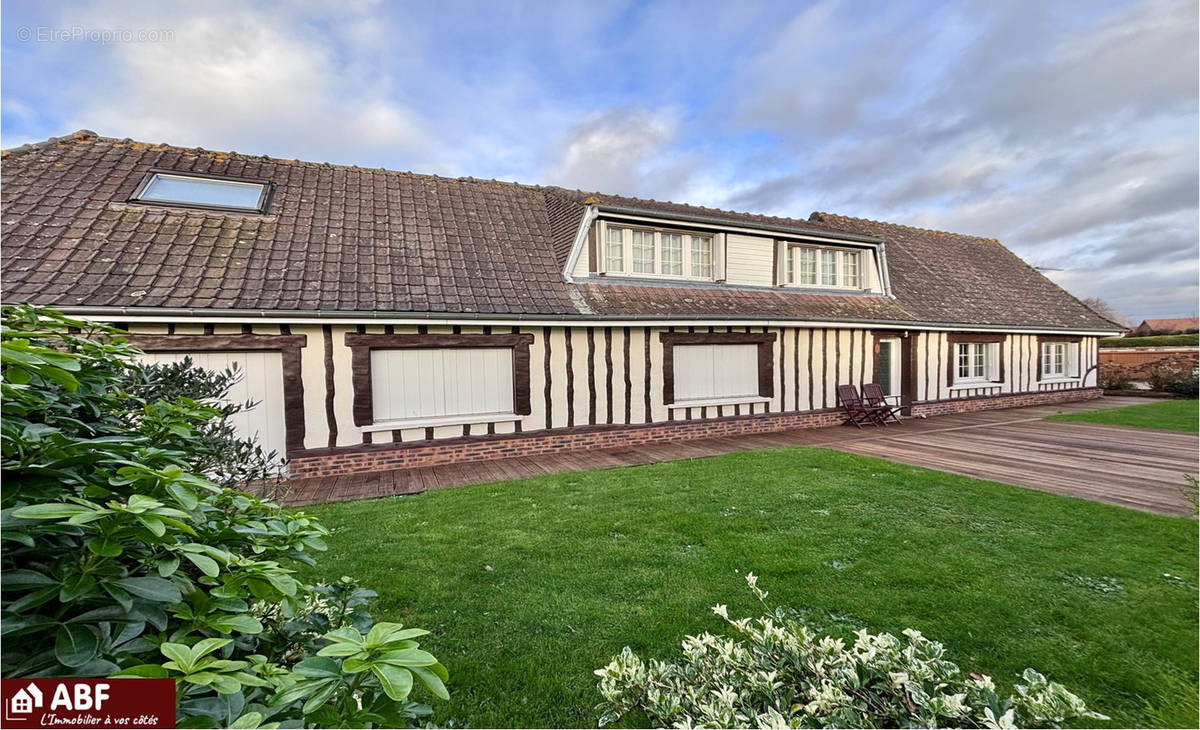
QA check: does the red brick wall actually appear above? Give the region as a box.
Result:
[287,387,1102,478]
[911,387,1101,417]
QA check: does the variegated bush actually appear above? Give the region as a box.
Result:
[595,574,1107,729]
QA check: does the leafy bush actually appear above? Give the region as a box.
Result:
[1164,377,1199,399]
[1098,363,1137,390]
[1,306,447,727]
[1143,357,1199,393]
[595,574,1107,729]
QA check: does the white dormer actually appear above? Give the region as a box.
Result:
[566,207,889,295]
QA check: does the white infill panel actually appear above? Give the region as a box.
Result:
[673,344,759,403]
[370,347,514,422]
[137,351,287,458]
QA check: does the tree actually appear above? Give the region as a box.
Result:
[1081,297,1128,327]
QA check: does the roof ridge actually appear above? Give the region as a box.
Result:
[1,129,99,159]
[811,211,1000,243]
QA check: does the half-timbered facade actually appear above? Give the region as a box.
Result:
[1,131,1121,478]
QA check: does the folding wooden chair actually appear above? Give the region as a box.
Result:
[862,382,904,425]
[836,384,886,428]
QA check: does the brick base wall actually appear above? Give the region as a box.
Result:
[910,387,1101,418]
[288,387,1103,478]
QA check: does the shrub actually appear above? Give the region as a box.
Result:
[1164,377,1199,399]
[595,574,1107,729]
[1098,362,1137,390]
[1142,356,1199,392]
[1,306,447,728]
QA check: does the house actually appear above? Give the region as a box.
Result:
[9,683,43,715]
[1127,318,1199,337]
[1,131,1122,479]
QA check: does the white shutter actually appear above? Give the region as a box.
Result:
[137,351,287,460]
[986,342,1002,382]
[673,344,759,402]
[371,348,513,422]
[1067,343,1080,378]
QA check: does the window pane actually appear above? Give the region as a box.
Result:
[798,249,817,285]
[821,250,837,286]
[691,235,712,278]
[786,246,795,284]
[661,233,683,275]
[139,173,266,209]
[632,230,655,274]
[606,227,625,271]
[957,344,971,378]
[842,251,860,287]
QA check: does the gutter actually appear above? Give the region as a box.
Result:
[53,305,1125,337]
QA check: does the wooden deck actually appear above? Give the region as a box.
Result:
[280,397,1198,515]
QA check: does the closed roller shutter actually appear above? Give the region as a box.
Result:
[137,351,288,460]
[370,347,514,423]
[673,344,759,403]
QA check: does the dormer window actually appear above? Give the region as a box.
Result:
[786,244,864,289]
[602,224,714,281]
[131,171,273,213]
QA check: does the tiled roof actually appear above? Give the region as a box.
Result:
[1135,318,1199,333]
[1,131,1118,330]
[807,213,1118,330]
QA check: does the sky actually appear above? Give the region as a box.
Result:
[2,0,1197,322]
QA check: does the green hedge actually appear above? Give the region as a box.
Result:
[1099,334,1199,349]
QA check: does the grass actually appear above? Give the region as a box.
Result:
[1048,399,1198,432]
[1100,334,1199,348]
[303,448,1198,728]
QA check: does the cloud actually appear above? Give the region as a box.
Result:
[542,108,690,196]
[57,4,432,164]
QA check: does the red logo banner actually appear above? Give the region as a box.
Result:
[1,678,175,729]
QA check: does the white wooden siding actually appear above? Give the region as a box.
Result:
[370,348,513,423]
[137,351,287,458]
[723,234,775,286]
[673,344,759,402]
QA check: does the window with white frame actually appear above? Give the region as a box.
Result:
[955,341,1002,383]
[602,224,716,281]
[1040,341,1079,379]
[785,245,865,289]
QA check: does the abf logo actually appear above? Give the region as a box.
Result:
[1,678,173,729]
[8,682,109,717]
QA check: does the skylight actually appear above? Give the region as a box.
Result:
[132,171,272,213]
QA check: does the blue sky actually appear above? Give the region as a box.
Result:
[3,0,1197,321]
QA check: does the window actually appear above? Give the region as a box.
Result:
[1040,341,1078,379]
[132,171,271,212]
[842,250,860,287]
[370,347,514,424]
[691,235,713,278]
[605,226,625,271]
[601,224,716,280]
[662,233,683,275]
[820,250,838,286]
[632,229,656,273]
[957,342,987,380]
[785,245,864,289]
[672,344,760,403]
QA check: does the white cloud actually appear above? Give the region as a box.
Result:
[61,2,431,164]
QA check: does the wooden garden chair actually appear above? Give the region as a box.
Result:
[836,384,886,428]
[862,382,905,425]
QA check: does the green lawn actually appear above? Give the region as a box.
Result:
[1048,399,1198,432]
[303,448,1198,728]
[1100,334,1199,348]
